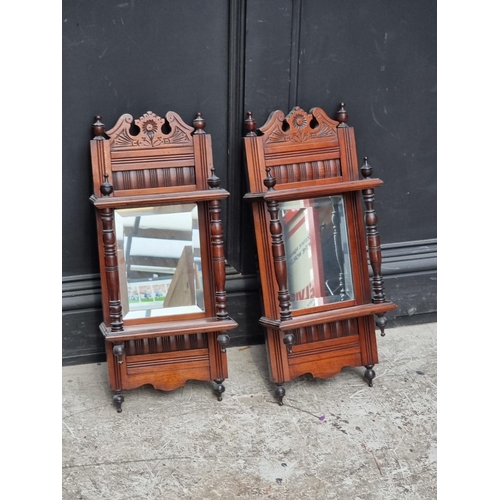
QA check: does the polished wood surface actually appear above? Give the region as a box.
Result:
[243,104,396,404]
[90,111,237,411]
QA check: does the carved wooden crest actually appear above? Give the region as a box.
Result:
[106,111,194,149]
[259,106,339,144]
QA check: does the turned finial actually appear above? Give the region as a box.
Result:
[208,167,220,189]
[283,333,295,354]
[376,315,388,336]
[92,116,106,140]
[263,166,276,191]
[100,173,114,197]
[112,344,124,364]
[361,157,373,179]
[336,103,348,127]
[245,111,257,136]
[193,112,206,134]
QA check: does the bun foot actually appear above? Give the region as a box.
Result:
[275,384,285,405]
[214,379,225,401]
[113,392,124,413]
[364,365,376,387]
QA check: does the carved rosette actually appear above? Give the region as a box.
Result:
[259,106,339,144]
[105,111,194,149]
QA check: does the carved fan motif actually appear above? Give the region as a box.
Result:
[106,111,194,149]
[261,106,339,144]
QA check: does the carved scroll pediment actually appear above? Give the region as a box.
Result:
[259,106,339,145]
[106,111,194,149]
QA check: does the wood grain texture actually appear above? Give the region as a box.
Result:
[243,104,396,398]
[90,110,238,410]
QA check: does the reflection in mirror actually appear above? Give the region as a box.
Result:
[115,204,205,319]
[280,195,354,310]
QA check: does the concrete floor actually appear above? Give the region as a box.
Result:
[62,322,437,499]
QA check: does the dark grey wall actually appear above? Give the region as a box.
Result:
[62,0,437,366]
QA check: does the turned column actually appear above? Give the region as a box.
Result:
[207,169,229,321]
[361,157,388,335]
[263,168,292,323]
[98,175,123,333]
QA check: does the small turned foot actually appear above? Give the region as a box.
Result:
[113,392,124,413]
[364,365,376,387]
[214,379,225,401]
[275,384,285,405]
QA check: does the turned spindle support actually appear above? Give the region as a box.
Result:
[208,167,230,321]
[100,201,123,333]
[361,157,389,336]
[263,168,292,323]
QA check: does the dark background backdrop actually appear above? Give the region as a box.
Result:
[62,0,436,366]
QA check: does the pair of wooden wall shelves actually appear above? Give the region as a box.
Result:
[90,104,396,412]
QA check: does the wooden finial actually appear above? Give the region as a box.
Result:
[217,333,230,353]
[336,103,348,127]
[193,112,206,134]
[245,111,257,136]
[263,166,276,191]
[92,116,106,140]
[360,157,373,179]
[100,173,114,197]
[207,167,220,189]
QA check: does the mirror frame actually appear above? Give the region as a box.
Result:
[243,104,397,404]
[90,110,238,411]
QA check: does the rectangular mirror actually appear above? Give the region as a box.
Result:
[115,204,205,320]
[280,195,354,310]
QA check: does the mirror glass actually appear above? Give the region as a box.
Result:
[280,195,355,310]
[115,204,205,319]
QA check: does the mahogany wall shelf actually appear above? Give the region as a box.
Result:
[243,104,397,404]
[90,110,238,412]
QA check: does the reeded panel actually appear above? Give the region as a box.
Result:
[112,166,196,191]
[291,319,358,345]
[124,333,208,355]
[272,159,341,185]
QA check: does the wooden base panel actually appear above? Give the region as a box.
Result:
[120,362,211,392]
[105,332,227,395]
[288,352,363,380]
